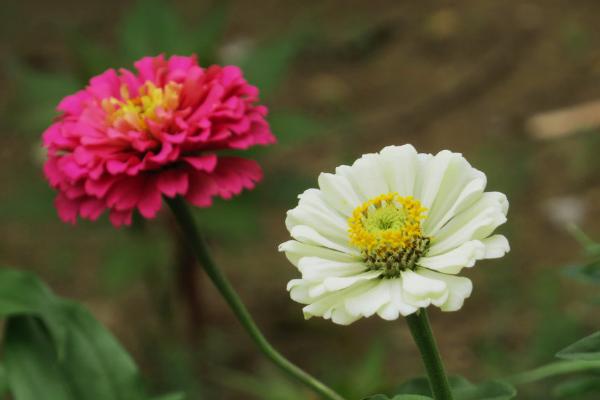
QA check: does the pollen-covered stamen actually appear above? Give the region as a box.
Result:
[102,81,182,132]
[348,193,430,278]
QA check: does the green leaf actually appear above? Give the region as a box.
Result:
[118,0,190,62]
[4,306,147,400]
[0,268,69,355]
[4,316,76,400]
[58,303,147,400]
[564,227,600,284]
[453,380,516,400]
[395,377,431,396]
[0,268,148,400]
[362,395,432,400]
[0,364,9,396]
[150,393,186,400]
[395,377,515,400]
[552,375,600,398]
[396,376,471,396]
[567,225,600,257]
[557,331,600,361]
[563,260,600,284]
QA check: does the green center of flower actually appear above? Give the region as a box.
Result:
[363,204,408,233]
[348,193,431,278]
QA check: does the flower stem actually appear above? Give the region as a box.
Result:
[405,309,454,400]
[165,196,346,400]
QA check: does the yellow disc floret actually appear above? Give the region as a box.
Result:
[348,193,430,277]
[102,81,182,131]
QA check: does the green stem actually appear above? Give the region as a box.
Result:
[507,360,600,385]
[405,309,453,400]
[165,196,346,400]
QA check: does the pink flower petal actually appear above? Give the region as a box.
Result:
[183,153,217,172]
[109,209,133,227]
[157,169,189,198]
[137,177,163,218]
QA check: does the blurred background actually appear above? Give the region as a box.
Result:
[1,0,600,399]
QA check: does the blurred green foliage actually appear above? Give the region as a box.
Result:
[557,331,600,361]
[562,227,600,285]
[552,375,600,399]
[364,395,432,400]
[7,63,80,135]
[0,268,183,400]
[395,376,515,400]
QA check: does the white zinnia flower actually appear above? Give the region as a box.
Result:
[279,145,509,325]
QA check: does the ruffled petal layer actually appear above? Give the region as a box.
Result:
[43,55,275,226]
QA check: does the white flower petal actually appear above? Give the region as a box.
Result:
[480,234,510,258]
[278,240,359,267]
[298,257,366,280]
[401,269,449,308]
[379,144,419,197]
[338,154,389,200]
[301,281,377,325]
[290,225,360,256]
[418,240,486,274]
[413,150,456,210]
[318,172,362,216]
[428,192,508,256]
[418,269,473,312]
[286,189,349,242]
[331,307,362,325]
[345,280,392,318]
[423,155,487,236]
[287,279,310,302]
[377,279,419,320]
[304,271,380,298]
[321,270,381,293]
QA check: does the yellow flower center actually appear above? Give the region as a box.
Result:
[102,81,182,131]
[348,193,430,277]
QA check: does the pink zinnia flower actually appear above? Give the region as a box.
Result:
[43,55,275,226]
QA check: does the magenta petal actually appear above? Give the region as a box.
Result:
[85,175,119,198]
[55,194,79,224]
[183,154,217,172]
[185,172,217,207]
[213,157,263,197]
[137,178,163,218]
[79,198,106,220]
[157,169,189,197]
[134,55,164,84]
[57,91,90,115]
[109,209,133,227]
[88,69,120,99]
[106,159,128,174]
